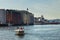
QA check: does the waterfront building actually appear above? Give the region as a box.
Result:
[0,9,6,24]
[0,9,34,26]
[6,9,34,25]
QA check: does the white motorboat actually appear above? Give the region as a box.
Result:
[15,27,24,35]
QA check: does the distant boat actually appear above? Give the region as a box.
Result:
[15,27,24,35]
[8,23,12,26]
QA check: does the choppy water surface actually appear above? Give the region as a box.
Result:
[0,25,60,40]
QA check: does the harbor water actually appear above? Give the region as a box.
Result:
[0,25,60,40]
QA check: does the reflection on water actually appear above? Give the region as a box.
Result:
[0,25,60,40]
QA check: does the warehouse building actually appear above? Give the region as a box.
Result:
[0,9,34,26]
[6,9,34,26]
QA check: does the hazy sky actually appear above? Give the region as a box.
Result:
[0,0,60,19]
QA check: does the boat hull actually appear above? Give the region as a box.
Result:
[16,31,24,35]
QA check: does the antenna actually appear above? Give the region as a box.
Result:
[27,8,28,11]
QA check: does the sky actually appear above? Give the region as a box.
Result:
[0,0,60,19]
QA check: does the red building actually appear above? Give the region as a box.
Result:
[6,10,23,25]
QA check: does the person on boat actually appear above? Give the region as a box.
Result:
[19,27,24,31]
